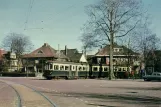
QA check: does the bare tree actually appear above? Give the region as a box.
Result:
[80,0,142,79]
[133,33,160,65]
[128,17,160,61]
[2,33,33,71]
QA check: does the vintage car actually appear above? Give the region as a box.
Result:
[143,72,161,81]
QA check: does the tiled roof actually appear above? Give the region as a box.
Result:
[96,43,138,56]
[23,43,68,59]
[61,49,83,62]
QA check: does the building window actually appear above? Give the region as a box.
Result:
[119,48,123,52]
[114,48,119,52]
[14,61,17,66]
[38,50,43,54]
[114,48,123,52]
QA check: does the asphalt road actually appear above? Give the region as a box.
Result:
[0,77,161,107]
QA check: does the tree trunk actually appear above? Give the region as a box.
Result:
[109,32,115,80]
[109,10,115,80]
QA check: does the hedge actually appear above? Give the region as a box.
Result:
[0,72,35,77]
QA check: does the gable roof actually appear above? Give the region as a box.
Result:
[61,48,86,62]
[80,54,87,63]
[61,48,78,57]
[96,43,138,56]
[23,43,67,59]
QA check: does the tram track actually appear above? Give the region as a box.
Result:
[0,80,57,107]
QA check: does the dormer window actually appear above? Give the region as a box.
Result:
[114,48,119,52]
[38,50,43,54]
[119,48,123,52]
[114,48,123,52]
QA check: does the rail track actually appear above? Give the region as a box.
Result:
[0,80,57,107]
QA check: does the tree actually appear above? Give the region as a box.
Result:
[80,0,142,79]
[133,33,160,71]
[2,33,33,71]
[128,18,160,63]
[121,15,160,75]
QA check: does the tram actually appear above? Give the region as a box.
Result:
[43,61,129,79]
[43,61,111,79]
[43,61,89,79]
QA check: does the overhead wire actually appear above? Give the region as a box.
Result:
[48,0,85,20]
[24,0,35,30]
[24,0,86,30]
[41,0,86,30]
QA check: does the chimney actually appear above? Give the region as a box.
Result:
[43,43,48,47]
[65,45,67,55]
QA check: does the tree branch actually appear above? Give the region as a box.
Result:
[115,20,140,38]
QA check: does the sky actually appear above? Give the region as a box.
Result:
[0,0,161,53]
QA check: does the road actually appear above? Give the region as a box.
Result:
[0,77,161,107]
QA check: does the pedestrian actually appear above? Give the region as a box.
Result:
[131,71,134,79]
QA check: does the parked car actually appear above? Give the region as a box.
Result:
[143,72,161,81]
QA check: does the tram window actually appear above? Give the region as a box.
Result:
[60,66,64,70]
[118,68,121,71]
[79,67,82,71]
[83,67,86,71]
[123,68,126,71]
[73,66,75,70]
[65,66,69,70]
[93,67,98,71]
[104,67,108,71]
[50,64,53,69]
[54,65,59,70]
